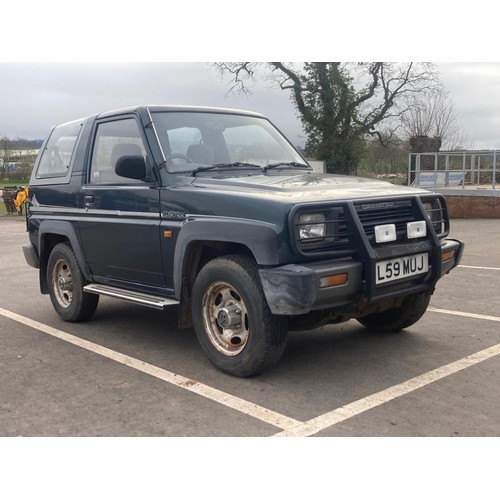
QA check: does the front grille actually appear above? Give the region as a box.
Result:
[290,195,448,257]
[354,200,416,245]
[329,209,350,250]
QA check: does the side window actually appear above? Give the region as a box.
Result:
[90,118,147,184]
[36,119,82,179]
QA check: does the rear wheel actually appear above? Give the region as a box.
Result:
[191,255,287,377]
[357,292,431,332]
[47,242,99,322]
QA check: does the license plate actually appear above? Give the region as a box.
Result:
[376,252,429,284]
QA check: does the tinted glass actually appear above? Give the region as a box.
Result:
[90,118,147,184]
[36,119,82,178]
[151,111,302,169]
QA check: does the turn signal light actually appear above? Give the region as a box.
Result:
[441,250,455,263]
[319,273,348,288]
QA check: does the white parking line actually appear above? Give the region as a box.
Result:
[0,307,301,431]
[274,307,500,437]
[3,304,500,438]
[274,342,500,437]
[458,265,500,271]
[428,307,500,323]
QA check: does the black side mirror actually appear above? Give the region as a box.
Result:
[115,155,147,181]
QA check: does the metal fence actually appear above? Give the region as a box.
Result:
[408,151,499,190]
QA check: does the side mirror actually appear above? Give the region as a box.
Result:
[115,155,147,181]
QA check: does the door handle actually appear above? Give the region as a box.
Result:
[84,195,94,206]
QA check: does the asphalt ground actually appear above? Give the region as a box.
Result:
[1,215,498,496]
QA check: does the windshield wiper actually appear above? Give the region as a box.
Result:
[262,161,312,172]
[191,162,262,176]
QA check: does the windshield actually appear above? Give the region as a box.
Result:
[151,111,305,173]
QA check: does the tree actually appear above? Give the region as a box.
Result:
[216,62,440,175]
[0,136,12,180]
[0,136,40,180]
[362,134,408,176]
[400,90,472,150]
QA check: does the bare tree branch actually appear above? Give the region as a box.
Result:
[213,62,259,96]
[215,61,444,174]
[400,90,472,149]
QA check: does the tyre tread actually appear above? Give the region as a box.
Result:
[192,254,287,377]
[357,292,431,332]
[47,242,99,322]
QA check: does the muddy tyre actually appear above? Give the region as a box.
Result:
[357,292,431,332]
[191,255,287,377]
[47,242,99,322]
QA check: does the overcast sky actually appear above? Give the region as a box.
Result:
[2,2,499,151]
[0,62,305,144]
[2,62,500,150]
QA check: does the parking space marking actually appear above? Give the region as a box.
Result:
[458,265,500,271]
[0,307,301,431]
[428,307,500,323]
[274,341,500,437]
[3,303,500,438]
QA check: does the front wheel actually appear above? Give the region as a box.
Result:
[357,292,431,332]
[191,255,287,377]
[47,242,99,322]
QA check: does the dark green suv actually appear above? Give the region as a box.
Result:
[23,105,464,376]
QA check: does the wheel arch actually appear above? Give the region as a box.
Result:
[174,217,281,296]
[38,220,90,294]
[174,218,282,329]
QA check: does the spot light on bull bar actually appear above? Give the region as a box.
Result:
[407,221,427,239]
[375,224,396,243]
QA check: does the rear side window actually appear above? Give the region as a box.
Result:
[36,119,82,179]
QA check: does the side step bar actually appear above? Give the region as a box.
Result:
[83,284,179,310]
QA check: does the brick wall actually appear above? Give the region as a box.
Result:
[444,195,500,218]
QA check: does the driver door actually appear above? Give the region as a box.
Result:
[78,116,165,289]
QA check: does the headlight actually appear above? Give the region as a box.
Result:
[422,198,445,235]
[423,201,437,220]
[298,213,326,240]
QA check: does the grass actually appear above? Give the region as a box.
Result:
[0,179,30,189]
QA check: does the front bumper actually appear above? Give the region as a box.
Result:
[259,238,464,316]
[23,242,40,269]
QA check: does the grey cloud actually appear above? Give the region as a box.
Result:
[3,62,499,151]
[438,62,500,148]
[0,62,305,146]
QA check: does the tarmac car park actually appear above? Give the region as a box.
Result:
[0,215,499,438]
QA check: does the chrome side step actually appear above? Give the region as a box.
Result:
[83,284,179,310]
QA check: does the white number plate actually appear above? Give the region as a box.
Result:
[376,252,429,284]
